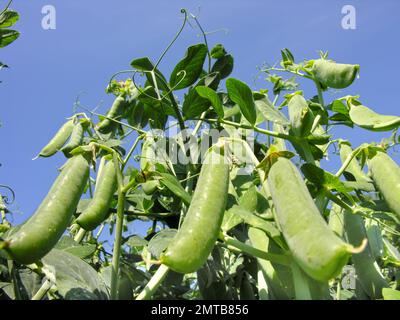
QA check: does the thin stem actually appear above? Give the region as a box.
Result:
[31,280,52,301]
[122,134,144,169]
[154,9,188,69]
[0,0,13,15]
[190,13,211,73]
[7,260,22,300]
[73,228,86,243]
[110,153,126,300]
[311,80,325,133]
[136,264,169,300]
[221,234,291,266]
[206,118,296,142]
[335,147,361,177]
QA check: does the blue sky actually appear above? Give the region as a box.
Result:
[1,0,399,234]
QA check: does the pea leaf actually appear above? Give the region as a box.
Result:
[226,78,256,125]
[301,163,352,194]
[0,10,19,28]
[210,44,226,59]
[42,249,109,300]
[255,97,289,125]
[0,29,19,48]
[158,172,191,205]
[148,229,177,259]
[195,86,224,118]
[169,44,208,90]
[382,288,400,300]
[211,54,234,79]
[182,72,220,119]
[130,57,168,91]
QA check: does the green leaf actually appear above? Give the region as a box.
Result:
[125,235,148,248]
[158,172,191,205]
[130,57,169,91]
[182,72,220,119]
[382,288,400,300]
[148,229,177,259]
[211,54,234,79]
[195,86,224,118]
[169,44,208,90]
[226,78,256,125]
[301,164,352,194]
[0,10,19,28]
[255,97,289,125]
[210,44,226,59]
[42,249,109,300]
[221,209,243,232]
[0,29,19,48]
[55,235,97,260]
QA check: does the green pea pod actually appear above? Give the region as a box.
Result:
[140,135,157,172]
[339,141,372,184]
[267,157,352,282]
[312,59,359,89]
[96,95,126,134]
[37,120,74,158]
[328,203,345,238]
[76,159,117,231]
[142,180,160,195]
[349,102,400,132]
[368,151,400,218]
[61,122,84,157]
[288,94,314,137]
[4,154,90,264]
[161,145,229,274]
[343,211,389,299]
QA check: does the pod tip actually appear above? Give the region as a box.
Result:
[349,238,368,254]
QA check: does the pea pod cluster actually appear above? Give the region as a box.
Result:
[4,154,90,264]
[161,145,229,274]
[267,157,353,282]
[76,158,117,231]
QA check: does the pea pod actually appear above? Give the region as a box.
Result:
[140,135,157,172]
[328,203,345,237]
[312,59,359,89]
[344,211,389,299]
[267,157,352,282]
[349,102,400,132]
[288,94,314,137]
[339,141,371,184]
[76,159,117,231]
[368,151,400,218]
[37,120,74,158]
[160,145,229,273]
[61,122,84,157]
[4,154,90,264]
[96,95,126,134]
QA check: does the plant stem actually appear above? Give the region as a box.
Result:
[206,118,295,142]
[110,153,126,300]
[74,228,86,243]
[311,80,325,133]
[135,264,169,300]
[31,280,52,301]
[335,147,361,177]
[122,134,144,169]
[221,234,291,266]
[7,260,22,300]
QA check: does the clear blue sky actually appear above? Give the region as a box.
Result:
[1,0,399,232]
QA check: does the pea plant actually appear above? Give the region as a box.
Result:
[1,10,400,301]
